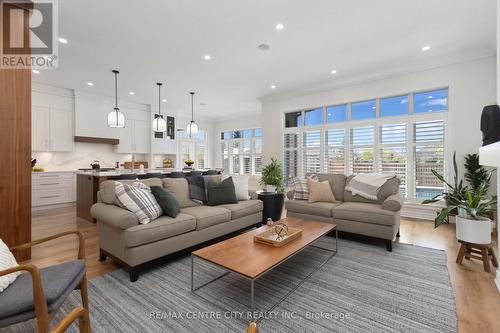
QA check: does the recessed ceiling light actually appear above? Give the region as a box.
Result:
[129,91,135,95]
[203,55,211,60]
[330,69,337,74]
[271,85,276,89]
[58,37,68,44]
[32,69,40,74]
[162,99,167,102]
[87,82,94,86]
[275,23,284,30]
[421,46,431,52]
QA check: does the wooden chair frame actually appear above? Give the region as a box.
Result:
[0,231,90,333]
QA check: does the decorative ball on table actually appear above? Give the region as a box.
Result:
[274,223,288,241]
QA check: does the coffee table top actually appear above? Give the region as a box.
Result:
[192,217,336,279]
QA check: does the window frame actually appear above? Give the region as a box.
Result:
[281,87,449,202]
[220,127,263,176]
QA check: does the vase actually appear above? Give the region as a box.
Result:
[456,216,492,244]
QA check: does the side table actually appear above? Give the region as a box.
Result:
[256,190,285,224]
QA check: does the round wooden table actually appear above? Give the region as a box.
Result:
[256,190,285,224]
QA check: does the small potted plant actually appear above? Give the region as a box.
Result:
[259,157,285,193]
[423,153,497,244]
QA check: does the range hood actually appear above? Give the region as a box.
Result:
[74,136,119,145]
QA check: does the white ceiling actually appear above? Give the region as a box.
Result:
[33,0,496,119]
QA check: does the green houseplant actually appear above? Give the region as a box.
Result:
[260,157,285,194]
[464,153,490,194]
[423,152,496,244]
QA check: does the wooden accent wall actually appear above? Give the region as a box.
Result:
[0,1,32,260]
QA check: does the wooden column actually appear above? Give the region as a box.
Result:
[0,1,32,260]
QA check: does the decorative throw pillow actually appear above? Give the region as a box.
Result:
[222,174,250,201]
[291,174,319,200]
[186,175,208,202]
[150,186,181,218]
[162,178,201,208]
[206,177,238,206]
[0,239,21,292]
[115,182,163,224]
[307,178,336,203]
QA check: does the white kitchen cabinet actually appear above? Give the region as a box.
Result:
[115,119,149,153]
[32,106,50,151]
[32,106,73,152]
[49,108,74,151]
[152,138,177,154]
[32,172,76,207]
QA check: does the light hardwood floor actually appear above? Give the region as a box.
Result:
[28,206,500,333]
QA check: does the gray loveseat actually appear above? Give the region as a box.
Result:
[91,177,263,281]
[285,173,403,251]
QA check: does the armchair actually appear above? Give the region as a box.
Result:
[0,231,90,333]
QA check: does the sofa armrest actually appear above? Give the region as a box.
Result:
[286,190,295,200]
[381,193,403,212]
[91,203,138,229]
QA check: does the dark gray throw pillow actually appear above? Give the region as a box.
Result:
[150,186,180,218]
[206,177,238,206]
[186,175,207,202]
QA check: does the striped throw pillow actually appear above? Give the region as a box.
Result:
[115,182,163,224]
[290,174,318,200]
[0,239,21,292]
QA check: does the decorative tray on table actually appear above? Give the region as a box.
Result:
[254,223,302,247]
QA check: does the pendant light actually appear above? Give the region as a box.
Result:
[107,70,125,128]
[152,82,167,132]
[186,91,199,138]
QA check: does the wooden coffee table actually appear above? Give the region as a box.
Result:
[191,217,337,316]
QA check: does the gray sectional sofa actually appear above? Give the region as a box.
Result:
[285,173,403,251]
[91,177,263,281]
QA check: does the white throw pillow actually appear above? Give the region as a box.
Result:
[0,239,21,292]
[115,182,163,224]
[222,175,250,201]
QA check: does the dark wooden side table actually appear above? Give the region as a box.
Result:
[456,240,498,272]
[256,191,285,224]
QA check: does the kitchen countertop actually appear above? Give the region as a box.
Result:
[75,168,217,177]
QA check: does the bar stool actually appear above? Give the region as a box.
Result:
[144,173,162,179]
[205,170,218,175]
[168,171,185,178]
[117,173,138,180]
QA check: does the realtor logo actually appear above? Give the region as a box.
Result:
[1,0,58,69]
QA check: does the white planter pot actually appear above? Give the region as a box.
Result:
[456,216,492,244]
[265,185,277,193]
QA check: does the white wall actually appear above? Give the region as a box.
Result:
[261,57,497,182]
[212,114,263,168]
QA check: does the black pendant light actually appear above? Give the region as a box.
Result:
[152,82,167,132]
[107,70,125,128]
[186,92,199,138]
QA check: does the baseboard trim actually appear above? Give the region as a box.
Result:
[495,271,500,293]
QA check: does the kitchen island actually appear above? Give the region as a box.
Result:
[76,169,220,222]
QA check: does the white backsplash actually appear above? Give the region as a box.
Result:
[32,142,148,171]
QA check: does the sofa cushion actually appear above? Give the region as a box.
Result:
[150,186,181,218]
[163,178,201,208]
[285,200,341,217]
[313,173,347,202]
[99,178,162,205]
[181,206,231,230]
[343,175,400,204]
[332,202,396,226]
[308,179,336,203]
[115,182,163,224]
[217,200,263,220]
[124,213,196,247]
[206,177,238,206]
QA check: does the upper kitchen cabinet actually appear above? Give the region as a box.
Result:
[32,87,74,152]
[115,107,151,154]
[151,115,176,154]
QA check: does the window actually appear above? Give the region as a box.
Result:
[350,126,374,174]
[283,133,298,184]
[414,120,445,199]
[326,104,347,123]
[304,108,323,126]
[413,89,448,113]
[380,95,408,117]
[351,100,376,120]
[282,87,448,201]
[324,129,345,174]
[177,130,208,168]
[220,128,262,175]
[303,131,321,175]
[285,111,302,128]
[379,124,407,195]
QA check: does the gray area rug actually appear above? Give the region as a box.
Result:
[3,238,457,333]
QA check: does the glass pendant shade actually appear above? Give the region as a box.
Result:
[108,108,125,128]
[153,114,167,132]
[186,121,199,137]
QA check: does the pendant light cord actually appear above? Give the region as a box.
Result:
[190,92,195,121]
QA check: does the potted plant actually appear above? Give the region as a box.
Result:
[423,153,497,244]
[259,157,285,193]
[464,153,490,194]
